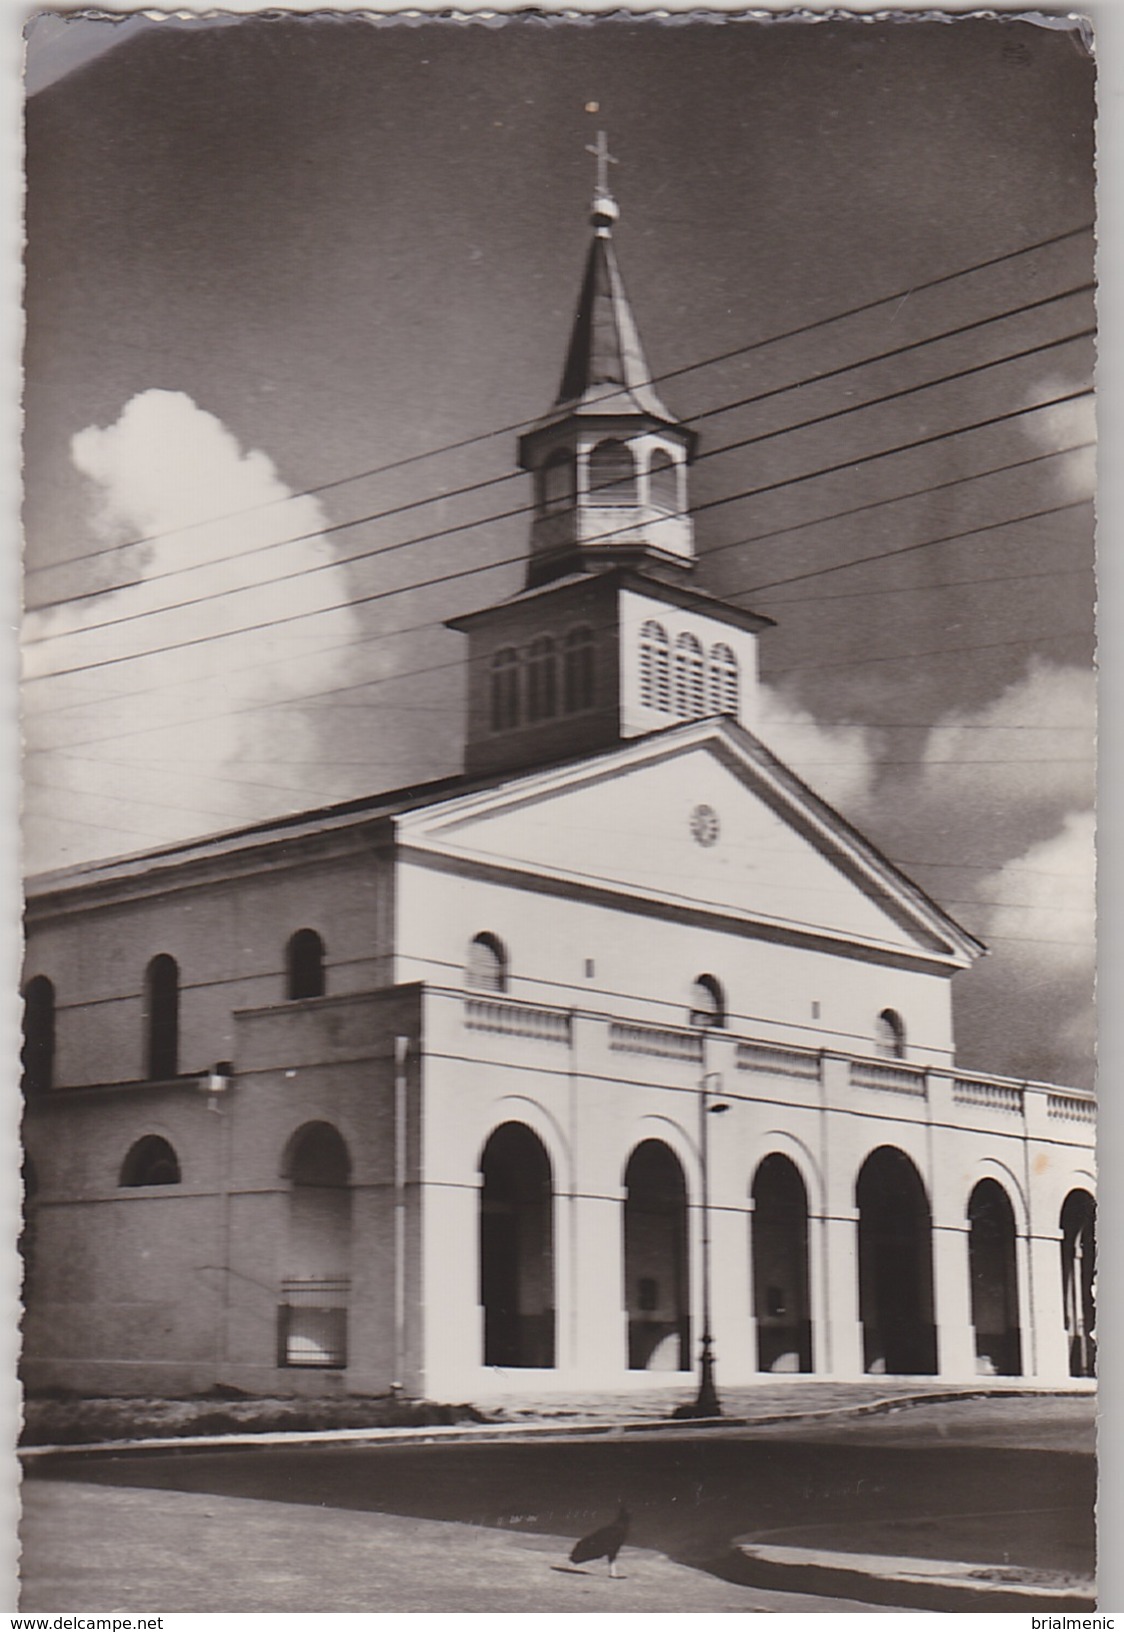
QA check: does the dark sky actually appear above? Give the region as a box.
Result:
[21,12,1096,1086]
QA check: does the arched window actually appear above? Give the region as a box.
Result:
[281,1122,352,1369]
[286,929,325,1000]
[21,975,55,1096]
[120,1135,181,1187]
[588,439,637,506]
[541,449,576,515]
[563,626,595,713]
[526,636,558,723]
[689,974,726,1028]
[649,448,679,513]
[708,643,739,716]
[144,955,179,1080]
[466,933,508,993]
[874,1009,906,1060]
[490,648,521,732]
[674,632,705,718]
[639,621,670,712]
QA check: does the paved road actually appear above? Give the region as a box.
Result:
[25,1400,1095,1608]
[19,1481,891,1614]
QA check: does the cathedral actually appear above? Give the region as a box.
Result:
[20,164,1096,1403]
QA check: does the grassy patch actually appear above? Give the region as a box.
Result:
[20,1391,487,1447]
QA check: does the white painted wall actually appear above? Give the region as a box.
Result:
[396,854,956,1063]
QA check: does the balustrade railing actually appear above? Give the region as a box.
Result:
[736,1041,821,1080]
[850,1058,927,1096]
[453,996,1091,1136]
[609,1022,704,1062]
[464,997,571,1043]
[1047,1091,1096,1124]
[953,1077,1023,1114]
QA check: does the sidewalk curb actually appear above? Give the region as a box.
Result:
[729,1541,1097,1611]
[19,1385,1091,1461]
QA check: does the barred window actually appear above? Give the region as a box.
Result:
[589,438,637,506]
[649,448,679,513]
[467,933,508,993]
[640,620,671,711]
[690,975,726,1029]
[874,1009,907,1059]
[674,632,705,718]
[709,643,739,716]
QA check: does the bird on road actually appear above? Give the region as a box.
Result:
[569,1503,630,1578]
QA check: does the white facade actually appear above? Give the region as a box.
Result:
[20,183,1096,1403]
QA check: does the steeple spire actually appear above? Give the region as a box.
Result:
[516,138,698,586]
[548,133,677,424]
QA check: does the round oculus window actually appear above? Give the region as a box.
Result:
[690,804,720,847]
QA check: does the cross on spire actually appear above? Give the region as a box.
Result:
[586,129,618,199]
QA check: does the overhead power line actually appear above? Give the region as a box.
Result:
[23,369,1094,681]
[25,317,1094,640]
[26,456,1089,737]
[26,223,1093,584]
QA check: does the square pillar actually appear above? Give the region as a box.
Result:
[819,1055,865,1378]
[569,1014,628,1383]
[1028,1228,1071,1381]
[821,1209,864,1377]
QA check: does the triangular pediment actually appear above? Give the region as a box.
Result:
[396,721,982,966]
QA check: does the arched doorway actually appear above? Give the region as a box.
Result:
[1060,1189,1096,1378]
[856,1147,937,1375]
[624,1140,690,1371]
[280,1122,352,1369]
[752,1154,812,1373]
[968,1179,1022,1376]
[479,1123,555,1368]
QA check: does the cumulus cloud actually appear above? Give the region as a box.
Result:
[24,390,364,867]
[967,809,1096,1084]
[755,685,881,812]
[758,659,1095,1088]
[899,658,1094,837]
[1021,377,1096,504]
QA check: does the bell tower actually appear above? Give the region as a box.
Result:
[448,137,772,779]
[516,133,697,588]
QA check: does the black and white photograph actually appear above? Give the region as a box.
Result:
[17,5,1099,1613]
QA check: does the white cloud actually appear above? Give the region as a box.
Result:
[755,685,880,812]
[1021,377,1096,504]
[968,809,1096,1083]
[758,660,1095,1089]
[24,390,364,867]
[887,658,1094,841]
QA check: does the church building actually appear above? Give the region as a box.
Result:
[20,165,1096,1402]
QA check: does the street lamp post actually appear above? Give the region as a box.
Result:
[674,1071,728,1419]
